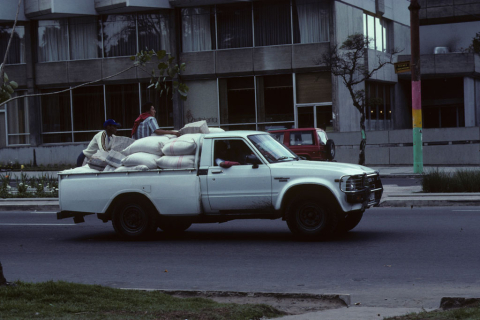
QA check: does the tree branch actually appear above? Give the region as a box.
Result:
[0,0,22,87]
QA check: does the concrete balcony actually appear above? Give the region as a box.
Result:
[397,53,480,78]
[24,0,96,19]
[0,0,28,21]
[94,0,171,13]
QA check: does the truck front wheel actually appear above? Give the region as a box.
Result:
[112,198,158,240]
[286,195,338,239]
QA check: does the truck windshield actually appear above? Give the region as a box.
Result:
[248,134,299,163]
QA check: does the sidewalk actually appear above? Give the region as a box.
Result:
[1,166,480,211]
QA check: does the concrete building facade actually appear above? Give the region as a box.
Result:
[1,0,412,166]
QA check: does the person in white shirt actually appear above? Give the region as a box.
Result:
[76,119,121,167]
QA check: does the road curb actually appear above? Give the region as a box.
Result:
[121,288,351,306]
[380,199,480,207]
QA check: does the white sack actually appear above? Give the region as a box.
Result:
[156,155,195,169]
[114,165,150,172]
[152,132,178,139]
[105,150,125,168]
[111,136,135,153]
[122,136,170,156]
[87,150,109,171]
[103,165,116,172]
[179,120,209,135]
[208,127,225,133]
[61,165,100,174]
[121,152,159,169]
[162,135,199,156]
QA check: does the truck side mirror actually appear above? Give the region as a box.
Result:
[245,154,261,165]
[252,163,259,169]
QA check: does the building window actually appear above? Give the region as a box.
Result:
[101,14,137,58]
[217,3,253,49]
[106,84,140,137]
[219,77,256,125]
[6,92,29,145]
[366,82,393,130]
[254,0,291,46]
[181,7,215,52]
[38,20,69,62]
[0,24,25,64]
[137,12,171,53]
[421,78,465,128]
[256,74,294,123]
[41,88,72,143]
[72,86,104,142]
[293,0,330,44]
[69,16,101,60]
[363,13,391,52]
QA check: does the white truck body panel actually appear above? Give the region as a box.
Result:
[59,169,201,215]
[59,131,380,220]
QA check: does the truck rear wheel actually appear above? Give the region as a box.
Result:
[286,194,339,239]
[112,198,158,240]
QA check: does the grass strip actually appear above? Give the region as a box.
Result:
[385,303,480,319]
[0,281,285,320]
[422,169,480,193]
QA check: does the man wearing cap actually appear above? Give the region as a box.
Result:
[76,119,121,167]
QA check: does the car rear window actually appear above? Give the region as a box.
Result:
[271,132,284,143]
[289,131,314,146]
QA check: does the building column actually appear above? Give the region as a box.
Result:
[464,77,476,127]
[25,21,41,146]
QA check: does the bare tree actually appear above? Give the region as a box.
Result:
[321,33,401,165]
[0,0,22,104]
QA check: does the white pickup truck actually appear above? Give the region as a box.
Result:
[57,131,383,240]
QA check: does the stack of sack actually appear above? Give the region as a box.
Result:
[156,134,200,169]
[117,135,171,171]
[65,120,218,174]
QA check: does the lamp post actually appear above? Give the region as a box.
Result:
[409,0,423,173]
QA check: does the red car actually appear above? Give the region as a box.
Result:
[269,128,335,161]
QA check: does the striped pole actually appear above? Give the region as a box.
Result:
[409,0,423,174]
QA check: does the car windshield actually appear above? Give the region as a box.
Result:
[248,134,299,163]
[317,131,327,145]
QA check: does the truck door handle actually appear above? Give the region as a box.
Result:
[211,170,223,174]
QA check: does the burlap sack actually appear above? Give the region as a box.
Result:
[179,120,210,135]
[161,135,199,156]
[87,150,109,171]
[122,136,170,156]
[121,152,159,169]
[105,150,126,167]
[156,155,195,169]
[110,136,135,154]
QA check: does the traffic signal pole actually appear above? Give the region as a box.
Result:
[409,0,423,173]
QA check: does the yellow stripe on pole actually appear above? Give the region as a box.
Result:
[412,109,422,128]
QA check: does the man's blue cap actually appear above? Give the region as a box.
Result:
[104,119,121,128]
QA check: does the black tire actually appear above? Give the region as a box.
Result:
[157,218,192,233]
[112,197,158,240]
[343,211,363,232]
[337,211,364,233]
[326,139,335,160]
[286,193,339,239]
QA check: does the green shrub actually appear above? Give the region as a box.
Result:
[422,169,480,193]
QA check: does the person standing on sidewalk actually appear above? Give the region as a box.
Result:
[76,119,121,167]
[131,102,180,139]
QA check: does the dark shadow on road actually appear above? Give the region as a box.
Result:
[63,229,398,244]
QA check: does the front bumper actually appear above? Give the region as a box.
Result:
[341,173,383,207]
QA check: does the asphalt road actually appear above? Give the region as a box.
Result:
[1,206,479,309]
